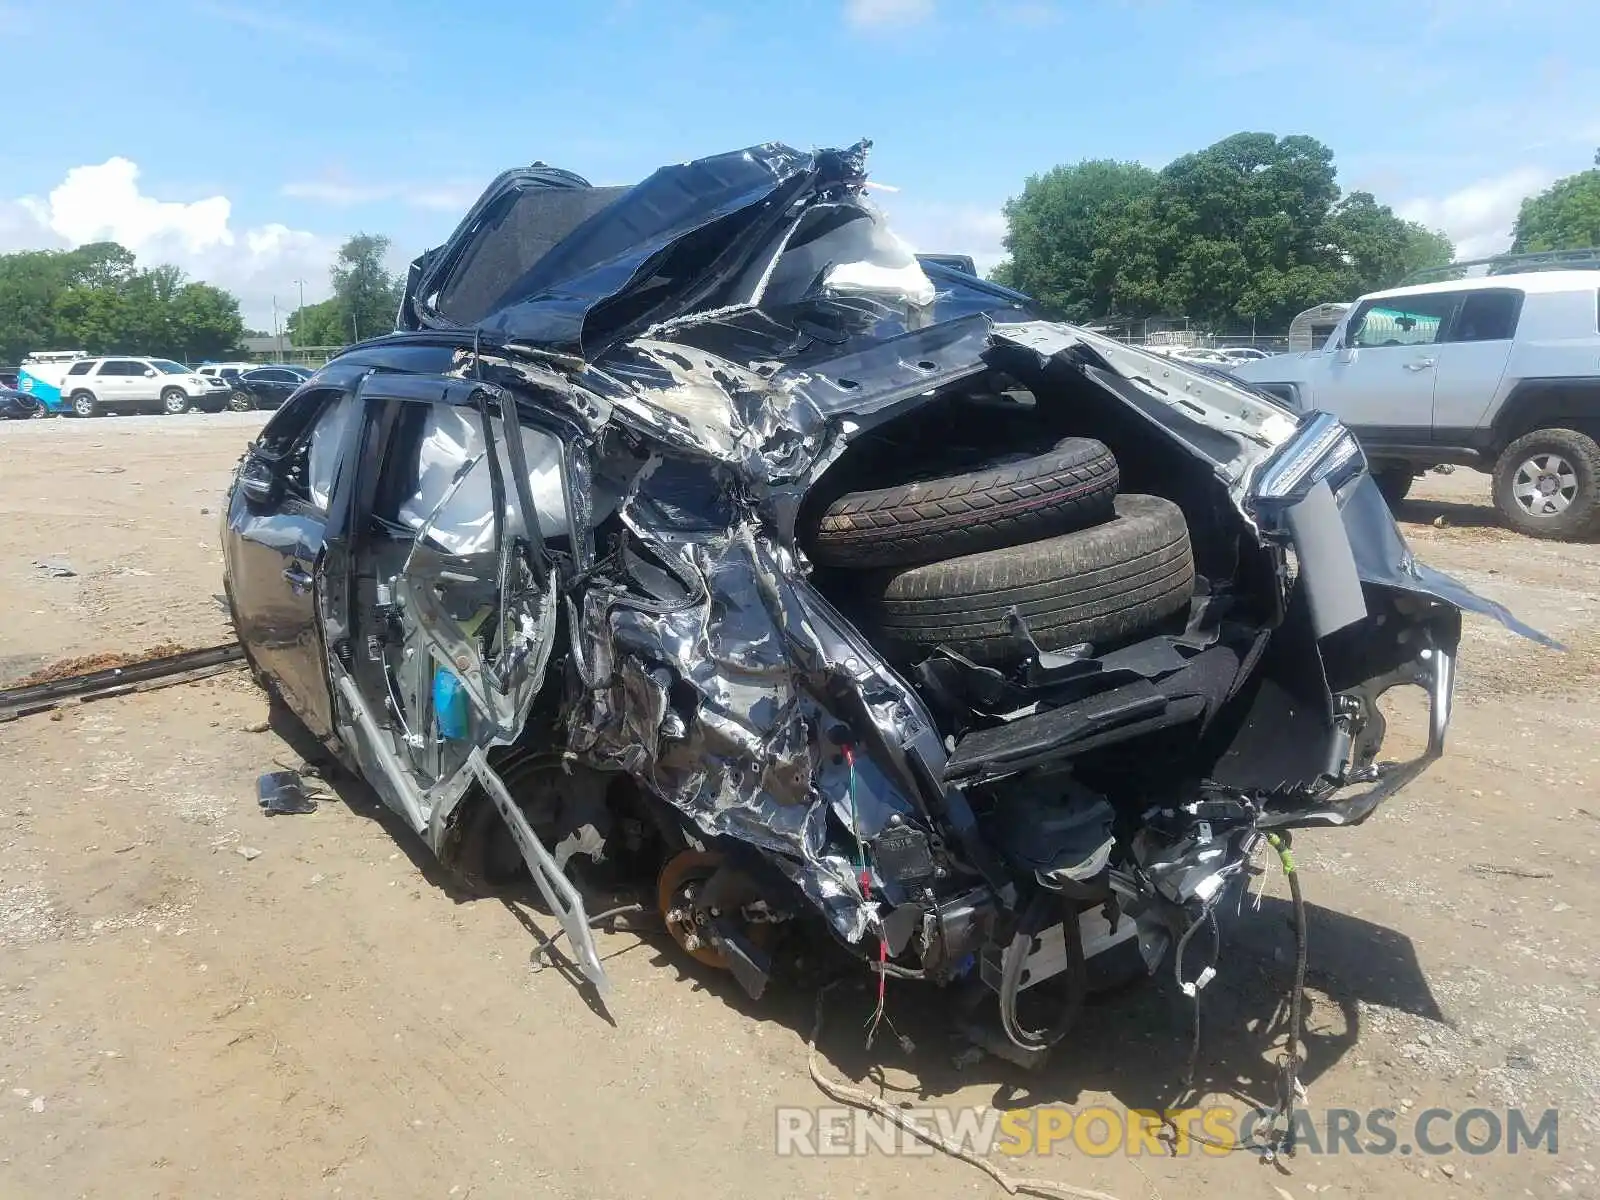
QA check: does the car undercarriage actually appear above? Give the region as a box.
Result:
[223,141,1549,1077]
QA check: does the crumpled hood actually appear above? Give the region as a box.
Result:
[400,142,872,359]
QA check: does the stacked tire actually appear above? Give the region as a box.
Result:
[802,438,1196,667]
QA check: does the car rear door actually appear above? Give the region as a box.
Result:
[224,387,360,738]
[323,373,570,768]
[1316,292,1459,444]
[313,370,607,990]
[260,369,301,406]
[1429,288,1522,440]
[96,360,139,408]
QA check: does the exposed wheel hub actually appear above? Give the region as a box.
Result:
[657,850,731,968]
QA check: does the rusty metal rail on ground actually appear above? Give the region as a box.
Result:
[0,644,246,723]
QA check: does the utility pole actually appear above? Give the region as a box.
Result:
[292,278,306,354]
[272,296,282,360]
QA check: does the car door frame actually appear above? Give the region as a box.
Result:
[311,368,611,992]
[1319,291,1462,454]
[317,370,588,779]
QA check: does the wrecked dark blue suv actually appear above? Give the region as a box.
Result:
[221,141,1545,1060]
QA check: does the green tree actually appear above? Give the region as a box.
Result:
[1511,160,1600,252]
[1325,192,1453,294]
[286,297,345,346]
[330,233,403,342]
[0,250,77,364]
[0,242,244,364]
[168,283,247,360]
[991,160,1159,321]
[993,132,1454,331]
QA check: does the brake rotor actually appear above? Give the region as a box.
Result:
[657,850,732,969]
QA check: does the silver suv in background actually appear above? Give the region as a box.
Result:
[1233,271,1600,539]
[59,356,233,417]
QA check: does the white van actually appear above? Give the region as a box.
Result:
[16,350,88,413]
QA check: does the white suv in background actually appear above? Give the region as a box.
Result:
[59,356,233,417]
[1233,271,1600,539]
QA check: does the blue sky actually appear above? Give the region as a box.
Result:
[2,0,1596,328]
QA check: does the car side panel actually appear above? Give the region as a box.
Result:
[224,490,335,737]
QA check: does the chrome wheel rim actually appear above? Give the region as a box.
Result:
[1512,453,1578,517]
[163,392,187,414]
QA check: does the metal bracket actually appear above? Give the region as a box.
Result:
[467,748,612,998]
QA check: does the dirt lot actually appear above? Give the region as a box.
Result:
[1,416,1597,1199]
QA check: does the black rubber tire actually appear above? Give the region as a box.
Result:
[871,494,1195,665]
[161,387,190,416]
[1492,427,1600,540]
[806,437,1119,569]
[1373,466,1415,508]
[69,391,97,418]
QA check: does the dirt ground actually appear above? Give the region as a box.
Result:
[1,416,1596,1199]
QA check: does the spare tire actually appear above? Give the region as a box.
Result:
[805,437,1118,570]
[871,494,1195,665]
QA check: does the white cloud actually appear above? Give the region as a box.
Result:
[4,157,335,329]
[282,179,481,212]
[844,0,934,29]
[1398,166,1556,261]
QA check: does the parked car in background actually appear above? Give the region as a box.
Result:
[52,356,233,416]
[1233,271,1600,539]
[0,387,44,419]
[0,371,19,391]
[226,365,314,411]
[197,362,257,387]
[1215,346,1272,364]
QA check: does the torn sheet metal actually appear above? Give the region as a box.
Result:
[565,517,923,945]
[405,142,870,360]
[1337,475,1559,648]
[989,320,1301,496]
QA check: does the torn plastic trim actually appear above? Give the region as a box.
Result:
[563,507,1014,949]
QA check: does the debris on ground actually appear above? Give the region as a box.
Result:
[1470,862,1554,880]
[6,644,193,689]
[33,557,77,578]
[257,771,319,816]
[236,846,263,861]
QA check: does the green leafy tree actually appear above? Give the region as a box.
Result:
[168,283,247,360]
[991,160,1159,321]
[1325,192,1453,294]
[330,233,403,342]
[286,297,346,346]
[993,132,1454,331]
[0,250,77,364]
[1511,158,1600,252]
[0,241,244,364]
